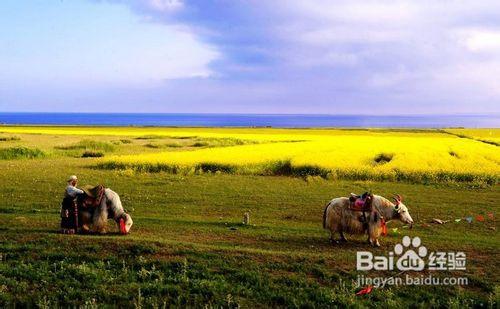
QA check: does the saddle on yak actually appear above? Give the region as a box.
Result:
[80,185,106,209]
[349,192,373,212]
[80,184,128,234]
[60,185,105,234]
[348,192,387,236]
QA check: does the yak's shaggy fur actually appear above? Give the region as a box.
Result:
[323,194,413,246]
[81,188,133,234]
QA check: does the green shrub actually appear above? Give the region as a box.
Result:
[97,162,181,174]
[479,139,499,146]
[196,163,236,173]
[170,135,195,139]
[264,160,293,176]
[81,151,104,158]
[449,151,460,158]
[261,160,329,178]
[0,136,21,141]
[135,135,164,140]
[55,139,115,152]
[192,137,256,148]
[192,142,209,147]
[374,153,394,164]
[0,147,45,160]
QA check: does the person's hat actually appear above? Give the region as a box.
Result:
[67,175,78,182]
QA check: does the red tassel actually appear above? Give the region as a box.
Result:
[356,285,373,296]
[119,218,127,234]
[381,218,387,236]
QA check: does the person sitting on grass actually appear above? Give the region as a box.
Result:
[60,175,84,234]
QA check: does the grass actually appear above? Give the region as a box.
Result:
[165,142,182,148]
[55,139,116,152]
[0,126,498,307]
[0,146,44,160]
[191,137,258,148]
[135,135,167,140]
[138,137,256,149]
[0,136,20,141]
[144,143,161,148]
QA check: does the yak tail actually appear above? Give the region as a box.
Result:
[323,203,329,229]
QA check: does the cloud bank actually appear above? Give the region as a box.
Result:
[2,0,500,113]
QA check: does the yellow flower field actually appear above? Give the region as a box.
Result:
[445,128,500,145]
[2,126,498,184]
[94,129,499,184]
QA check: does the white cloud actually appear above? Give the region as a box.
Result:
[287,1,419,24]
[459,29,500,52]
[431,61,500,97]
[290,51,359,67]
[148,0,183,12]
[297,27,410,45]
[81,0,500,113]
[0,0,220,86]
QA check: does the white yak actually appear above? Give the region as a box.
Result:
[80,188,133,234]
[323,194,413,246]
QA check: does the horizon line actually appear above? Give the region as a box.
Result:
[1,111,499,117]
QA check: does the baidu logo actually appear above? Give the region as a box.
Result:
[394,236,427,271]
[357,236,465,272]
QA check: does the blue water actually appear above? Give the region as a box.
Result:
[0,113,498,128]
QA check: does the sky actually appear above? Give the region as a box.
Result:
[1,0,500,114]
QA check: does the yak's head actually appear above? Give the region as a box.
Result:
[393,194,414,227]
[118,213,133,234]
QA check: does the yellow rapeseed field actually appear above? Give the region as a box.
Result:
[97,129,499,184]
[2,126,498,184]
[445,128,500,145]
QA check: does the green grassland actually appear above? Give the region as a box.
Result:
[0,127,498,308]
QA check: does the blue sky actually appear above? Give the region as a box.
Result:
[1,0,500,114]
